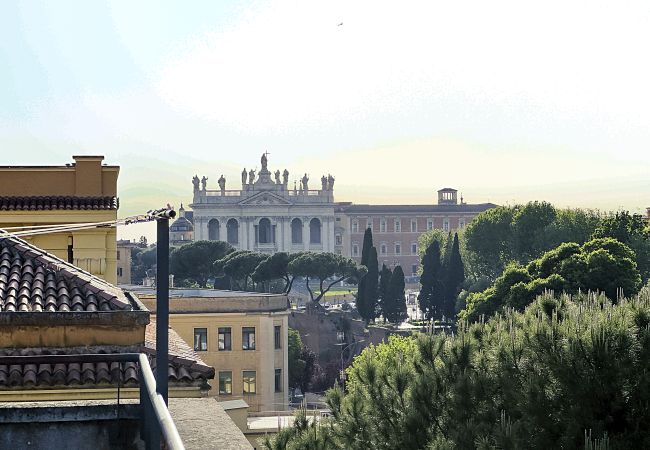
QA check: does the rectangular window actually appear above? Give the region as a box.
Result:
[443,219,450,232]
[352,244,359,256]
[459,219,465,228]
[381,244,387,255]
[352,221,358,233]
[117,251,121,260]
[395,243,401,255]
[335,234,342,245]
[411,243,417,254]
[275,368,282,392]
[380,220,386,233]
[411,220,417,232]
[367,218,373,232]
[427,219,433,231]
[243,371,256,394]
[193,328,208,352]
[274,325,281,349]
[412,264,418,275]
[218,327,232,351]
[219,371,232,395]
[117,268,123,277]
[242,327,256,350]
[394,219,401,232]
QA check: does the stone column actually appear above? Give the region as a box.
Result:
[248,219,256,251]
[283,217,291,252]
[321,217,329,252]
[303,217,310,251]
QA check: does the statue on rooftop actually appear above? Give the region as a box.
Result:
[241,168,247,185]
[327,174,335,190]
[261,152,269,171]
[218,175,226,191]
[283,169,289,186]
[301,173,309,191]
[321,175,327,191]
[274,170,281,184]
[201,176,208,191]
[192,175,200,192]
[249,169,256,184]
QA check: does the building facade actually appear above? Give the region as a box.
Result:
[189,153,337,254]
[0,155,119,283]
[186,155,496,274]
[132,287,290,413]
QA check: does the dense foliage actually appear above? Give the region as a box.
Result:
[170,240,233,287]
[460,237,642,322]
[288,328,316,393]
[264,289,650,449]
[357,228,379,322]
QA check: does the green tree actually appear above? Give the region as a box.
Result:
[288,252,366,304]
[170,240,233,287]
[252,252,306,293]
[442,232,465,319]
[288,328,316,393]
[384,265,406,324]
[214,250,268,291]
[461,237,642,321]
[358,246,378,323]
[511,200,557,260]
[464,206,515,279]
[418,240,445,320]
[356,228,375,321]
[378,264,392,321]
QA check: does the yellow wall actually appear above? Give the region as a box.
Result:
[116,243,133,284]
[0,156,119,284]
[149,311,289,413]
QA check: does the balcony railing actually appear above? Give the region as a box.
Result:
[0,353,184,450]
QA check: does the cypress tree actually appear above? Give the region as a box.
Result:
[418,239,444,320]
[356,228,373,320]
[378,264,392,321]
[442,232,453,267]
[443,233,465,319]
[386,265,407,324]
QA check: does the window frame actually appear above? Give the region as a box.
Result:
[242,327,256,351]
[243,370,257,395]
[218,327,232,351]
[274,368,282,393]
[274,325,281,350]
[218,371,233,395]
[193,328,208,352]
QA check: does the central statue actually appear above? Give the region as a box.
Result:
[261,152,268,171]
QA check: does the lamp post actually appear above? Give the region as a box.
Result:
[338,340,365,389]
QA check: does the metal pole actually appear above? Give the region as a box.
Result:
[156,217,170,404]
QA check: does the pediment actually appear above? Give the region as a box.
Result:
[238,191,292,206]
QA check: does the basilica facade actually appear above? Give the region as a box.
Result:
[178,154,497,276]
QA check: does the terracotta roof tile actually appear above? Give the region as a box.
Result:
[0,196,118,211]
[0,235,131,312]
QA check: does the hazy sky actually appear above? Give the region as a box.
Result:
[1,0,649,241]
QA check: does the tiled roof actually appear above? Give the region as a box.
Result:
[335,202,498,214]
[170,216,194,232]
[0,346,213,389]
[0,235,131,312]
[0,196,118,211]
[0,325,214,389]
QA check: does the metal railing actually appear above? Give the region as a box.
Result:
[0,353,184,450]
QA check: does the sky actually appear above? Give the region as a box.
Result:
[1,0,649,242]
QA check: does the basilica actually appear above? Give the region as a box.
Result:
[173,154,496,277]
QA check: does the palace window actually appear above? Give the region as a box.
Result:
[427,219,433,231]
[193,328,207,351]
[257,218,273,244]
[367,218,373,232]
[275,369,282,392]
[226,218,239,244]
[291,218,303,244]
[310,218,321,244]
[352,220,359,233]
[459,218,465,228]
[395,243,401,255]
[242,327,256,350]
[380,220,386,233]
[412,264,418,275]
[352,244,359,256]
[219,371,232,395]
[394,219,401,233]
[218,327,231,351]
[335,234,342,245]
[243,371,257,395]
[274,325,282,349]
[411,243,417,254]
[443,219,450,232]
[380,244,387,255]
[208,219,220,241]
[411,219,417,232]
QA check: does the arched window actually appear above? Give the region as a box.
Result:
[309,218,321,244]
[291,218,303,244]
[208,219,220,241]
[258,218,272,244]
[227,218,239,244]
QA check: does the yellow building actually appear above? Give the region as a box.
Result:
[132,287,290,412]
[0,155,119,283]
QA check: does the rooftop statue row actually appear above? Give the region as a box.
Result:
[191,153,335,194]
